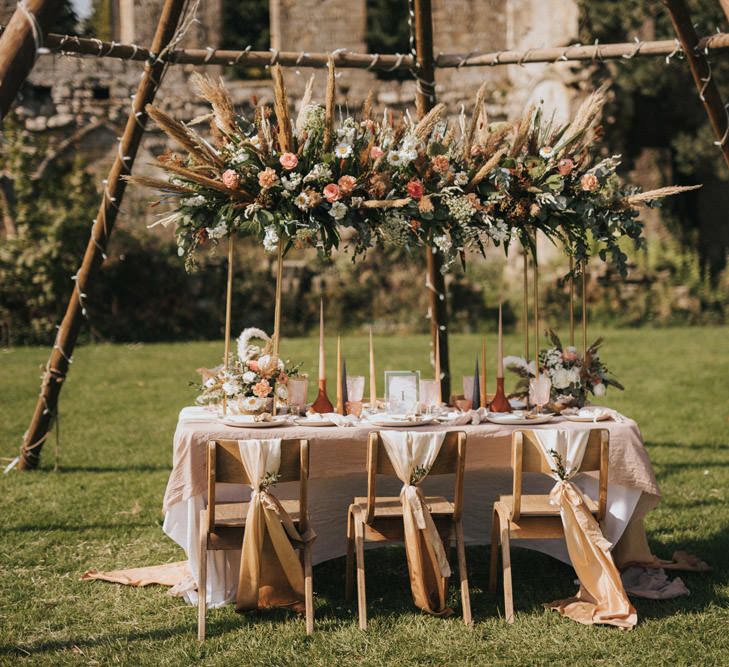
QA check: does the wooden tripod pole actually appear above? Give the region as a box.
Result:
[569,255,575,346]
[0,0,63,120]
[582,262,588,357]
[17,0,188,470]
[663,0,729,172]
[414,0,451,402]
[533,236,539,380]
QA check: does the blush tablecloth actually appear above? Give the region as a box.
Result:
[162,408,660,607]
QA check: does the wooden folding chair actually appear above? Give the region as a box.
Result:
[197,438,313,640]
[489,428,609,622]
[345,431,472,629]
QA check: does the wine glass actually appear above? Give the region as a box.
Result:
[529,375,552,415]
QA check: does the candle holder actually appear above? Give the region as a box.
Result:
[490,377,512,412]
[311,379,334,413]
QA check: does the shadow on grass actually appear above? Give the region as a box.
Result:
[46,464,172,474]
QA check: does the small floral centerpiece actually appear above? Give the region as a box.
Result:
[196,327,301,413]
[505,329,623,409]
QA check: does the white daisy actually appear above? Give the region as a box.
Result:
[294,192,310,210]
[334,143,353,158]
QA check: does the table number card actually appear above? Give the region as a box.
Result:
[385,371,421,404]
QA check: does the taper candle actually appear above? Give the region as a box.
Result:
[497,302,504,377]
[435,328,442,404]
[336,335,343,414]
[369,327,376,406]
[472,357,481,409]
[318,297,325,381]
[480,337,487,406]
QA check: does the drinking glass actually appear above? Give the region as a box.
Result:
[287,377,308,414]
[529,375,552,414]
[346,375,365,402]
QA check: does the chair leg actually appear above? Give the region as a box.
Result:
[353,514,367,630]
[489,508,500,593]
[345,510,355,601]
[455,520,472,626]
[197,527,208,641]
[499,513,514,623]
[304,544,314,636]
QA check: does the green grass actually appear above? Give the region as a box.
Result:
[1,327,728,666]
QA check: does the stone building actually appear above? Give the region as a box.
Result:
[1,0,581,235]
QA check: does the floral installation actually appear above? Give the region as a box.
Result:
[372,84,516,270]
[505,329,623,409]
[131,66,403,270]
[196,327,301,410]
[480,85,700,276]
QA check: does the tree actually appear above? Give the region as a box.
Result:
[578,0,729,277]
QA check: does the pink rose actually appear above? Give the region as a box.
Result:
[370,146,384,160]
[277,372,289,385]
[467,193,482,210]
[247,360,260,372]
[222,169,240,189]
[279,152,298,170]
[258,167,278,189]
[431,155,450,174]
[407,179,424,200]
[323,183,341,203]
[580,173,599,192]
[557,158,574,176]
[252,380,271,398]
[338,175,357,195]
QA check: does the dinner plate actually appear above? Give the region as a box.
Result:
[561,412,611,423]
[219,415,291,429]
[294,417,337,427]
[368,416,436,428]
[486,413,555,426]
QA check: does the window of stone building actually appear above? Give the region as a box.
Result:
[222,0,270,80]
[365,0,410,80]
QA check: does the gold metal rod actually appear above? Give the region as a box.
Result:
[533,234,539,380]
[523,248,529,361]
[582,262,588,357]
[222,235,234,415]
[569,254,575,346]
[273,242,284,356]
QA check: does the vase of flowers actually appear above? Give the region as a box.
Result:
[196,328,301,415]
[505,329,623,409]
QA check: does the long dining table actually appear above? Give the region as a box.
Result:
[162,407,660,607]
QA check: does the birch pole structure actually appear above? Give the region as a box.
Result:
[0,0,63,120]
[17,0,188,470]
[663,0,729,171]
[413,0,451,403]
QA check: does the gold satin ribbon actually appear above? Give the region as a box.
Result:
[399,483,452,616]
[236,488,315,613]
[546,479,637,629]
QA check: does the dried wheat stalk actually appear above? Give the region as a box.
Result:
[323,58,336,151]
[191,73,238,136]
[271,65,294,153]
[414,103,446,141]
[626,184,702,205]
[464,82,488,162]
[467,147,507,191]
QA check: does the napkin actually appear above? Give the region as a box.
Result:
[321,412,360,427]
[178,406,216,423]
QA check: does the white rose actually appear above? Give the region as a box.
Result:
[276,385,288,399]
[204,378,216,389]
[552,368,572,389]
[242,371,257,383]
[593,382,606,397]
[567,367,581,385]
[222,381,239,396]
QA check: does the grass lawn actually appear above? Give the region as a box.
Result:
[1,327,728,666]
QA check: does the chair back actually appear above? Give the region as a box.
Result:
[511,428,609,521]
[366,431,466,523]
[206,438,309,531]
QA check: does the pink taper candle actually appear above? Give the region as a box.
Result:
[369,327,376,405]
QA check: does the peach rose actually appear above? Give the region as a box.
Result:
[418,195,434,213]
[557,158,574,176]
[370,146,384,160]
[258,167,278,189]
[407,179,424,200]
[279,152,298,170]
[323,183,341,203]
[581,173,599,192]
[338,175,357,195]
[563,350,578,362]
[222,169,240,189]
[247,360,260,372]
[466,192,482,210]
[431,154,450,174]
[252,380,271,398]
[277,371,289,385]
